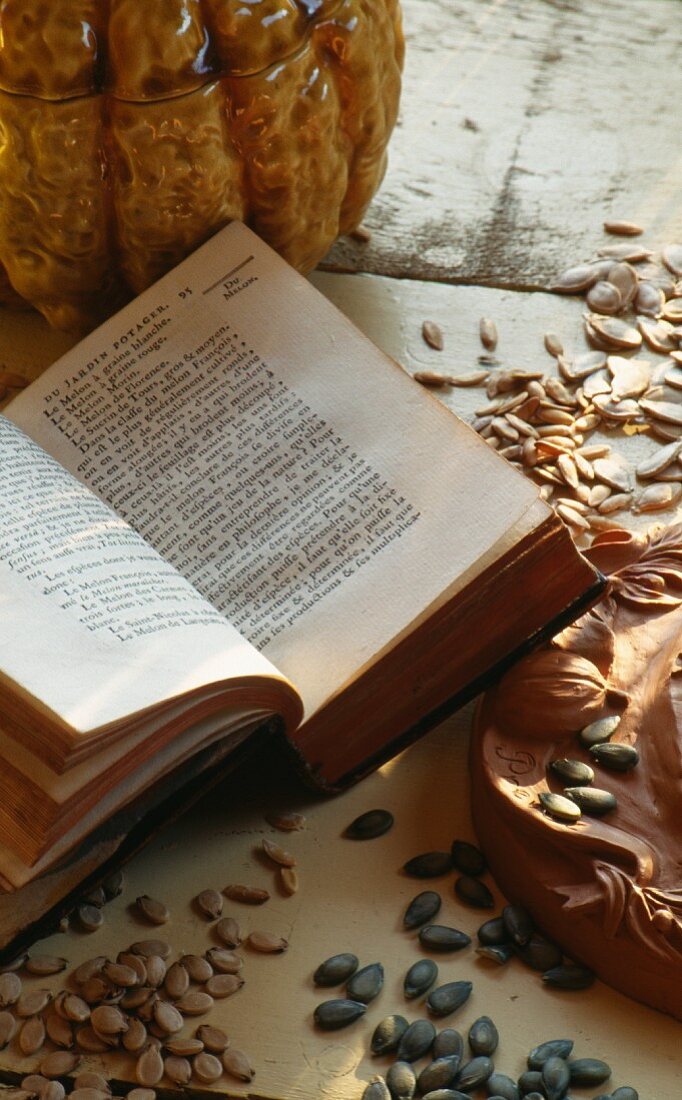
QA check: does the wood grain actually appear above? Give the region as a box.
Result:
[323,0,682,287]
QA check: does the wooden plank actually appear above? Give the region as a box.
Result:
[323,0,682,287]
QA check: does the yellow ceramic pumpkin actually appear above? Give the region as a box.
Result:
[0,0,403,331]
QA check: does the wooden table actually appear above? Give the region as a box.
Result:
[1,1,682,1097]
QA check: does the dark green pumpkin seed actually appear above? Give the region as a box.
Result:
[432,1028,463,1060]
[486,1071,520,1099]
[313,999,366,1030]
[550,758,594,785]
[455,1056,494,1091]
[477,916,509,946]
[454,876,494,909]
[542,1055,570,1100]
[589,743,639,771]
[579,715,620,746]
[516,933,563,972]
[102,871,124,900]
[568,1058,611,1086]
[404,958,438,999]
[592,1094,612,1100]
[419,926,471,952]
[386,1061,417,1100]
[502,904,534,946]
[542,964,595,990]
[313,953,359,986]
[539,791,581,822]
[518,1070,544,1094]
[528,1039,574,1069]
[417,1055,461,1094]
[475,943,515,964]
[403,852,453,878]
[404,891,442,929]
[522,1094,546,1100]
[345,809,394,840]
[362,1078,391,1100]
[422,1091,470,1100]
[347,962,384,1004]
[611,1088,638,1100]
[371,1015,409,1056]
[427,981,473,1018]
[396,1019,436,1062]
[468,1015,498,1056]
[450,840,487,876]
[564,786,617,816]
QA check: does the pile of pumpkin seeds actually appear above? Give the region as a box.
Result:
[315,824,644,1094]
[418,230,682,538]
[541,711,638,825]
[0,818,306,1093]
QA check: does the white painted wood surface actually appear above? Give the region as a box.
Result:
[1,0,682,1096]
[325,0,682,287]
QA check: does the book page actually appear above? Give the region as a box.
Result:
[7,223,544,718]
[0,417,297,735]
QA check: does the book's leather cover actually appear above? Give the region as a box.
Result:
[0,566,604,960]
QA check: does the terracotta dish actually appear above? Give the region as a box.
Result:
[473,524,682,1019]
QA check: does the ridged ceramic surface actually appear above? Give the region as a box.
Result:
[0,0,403,330]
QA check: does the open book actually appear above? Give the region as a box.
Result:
[0,222,603,898]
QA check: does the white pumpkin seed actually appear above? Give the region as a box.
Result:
[422,320,444,350]
[479,317,498,351]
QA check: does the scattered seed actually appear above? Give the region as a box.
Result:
[278,866,299,896]
[603,219,643,236]
[565,785,617,816]
[404,958,439,999]
[313,952,359,986]
[164,1055,191,1086]
[475,943,515,965]
[262,837,296,866]
[455,1055,494,1091]
[314,998,366,1030]
[129,940,171,959]
[486,1071,520,1099]
[662,244,682,277]
[193,1052,223,1083]
[16,989,52,1017]
[404,890,442,929]
[542,963,595,990]
[454,875,494,909]
[427,981,473,1018]
[247,931,288,954]
[403,852,452,878]
[135,896,169,925]
[450,839,487,876]
[419,926,471,952]
[371,1014,410,1055]
[362,1077,392,1100]
[551,263,600,294]
[345,809,393,840]
[516,934,563,972]
[589,742,639,770]
[39,1052,80,1078]
[479,318,498,351]
[195,889,223,920]
[215,917,242,947]
[164,962,190,1000]
[0,1011,16,1047]
[550,758,594,785]
[173,992,213,1015]
[195,1016,229,1051]
[468,1016,498,1056]
[77,905,104,933]
[417,1056,462,1095]
[19,1016,46,1055]
[349,225,372,243]
[414,371,455,387]
[422,321,444,351]
[397,1019,437,1062]
[73,1073,110,1094]
[267,811,305,831]
[569,1058,612,1086]
[223,884,269,904]
[580,714,620,745]
[222,1048,255,1082]
[122,1019,148,1053]
[542,1054,570,1100]
[386,1061,417,1100]
[538,791,581,822]
[347,962,384,1004]
[502,905,534,946]
[144,956,167,987]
